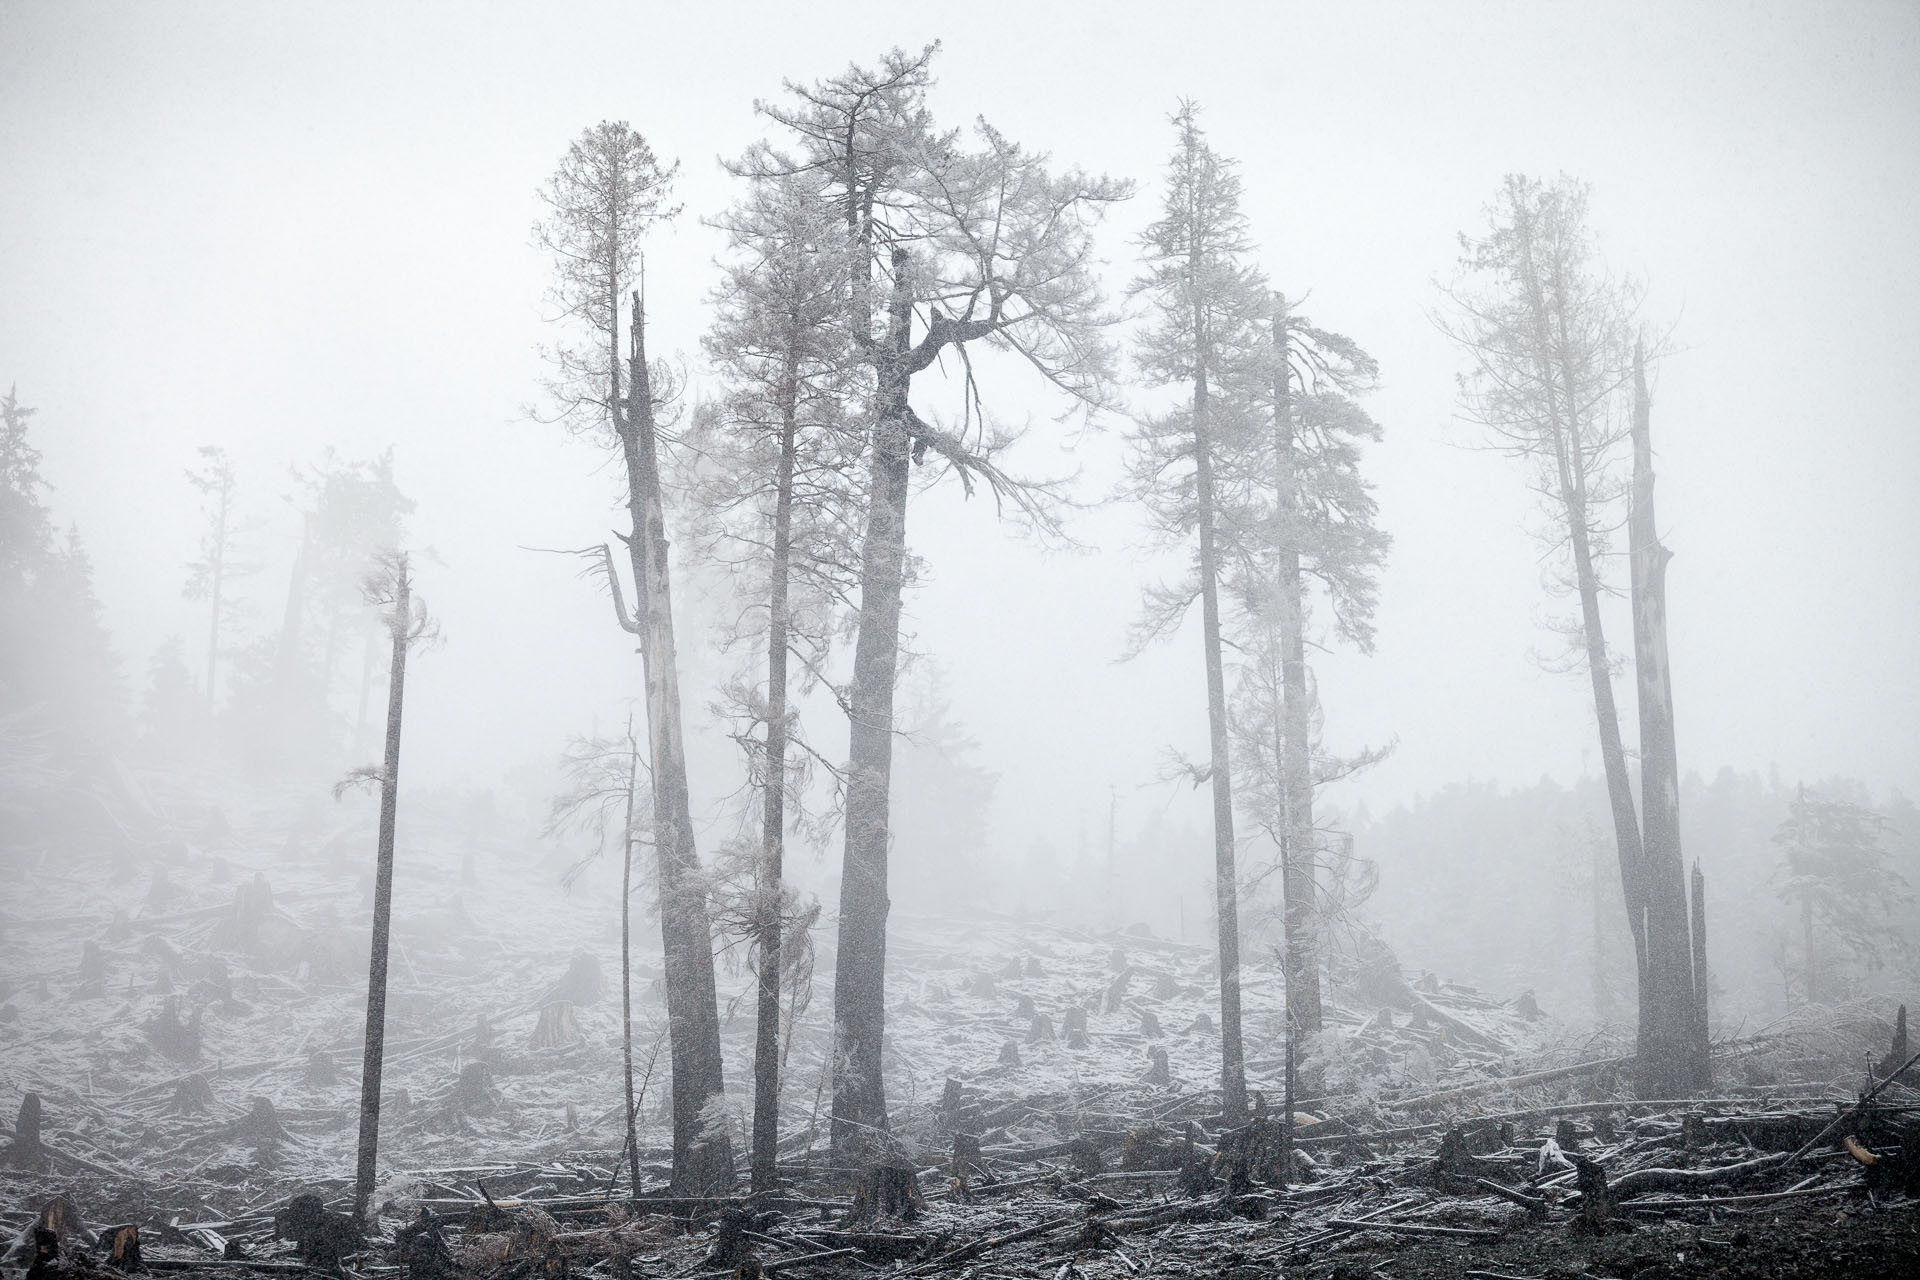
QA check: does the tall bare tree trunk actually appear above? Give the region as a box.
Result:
[1272,299,1323,1042]
[830,250,914,1155]
[352,558,409,1223]
[751,353,800,1194]
[620,718,642,1196]
[1193,298,1248,1127]
[1628,341,1708,1094]
[619,291,731,1193]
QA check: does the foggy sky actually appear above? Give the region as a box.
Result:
[2,0,1916,864]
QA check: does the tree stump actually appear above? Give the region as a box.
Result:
[1178,1126,1214,1196]
[149,996,201,1062]
[1555,1118,1583,1152]
[998,1040,1021,1067]
[5,1093,44,1169]
[237,1096,293,1153]
[395,1208,453,1280]
[1012,992,1036,1019]
[1121,1125,1182,1171]
[102,1224,141,1273]
[275,1191,362,1269]
[1875,1004,1913,1082]
[1571,1155,1617,1232]
[1144,1045,1171,1087]
[1025,955,1045,978]
[1139,1008,1162,1038]
[457,1061,497,1114]
[1187,1012,1213,1035]
[220,872,274,951]
[1108,946,1128,972]
[951,1131,983,1183]
[79,941,106,985]
[702,1207,754,1271]
[850,1164,922,1222]
[531,1001,579,1048]
[306,1050,338,1088]
[171,1073,215,1116]
[1152,972,1181,999]
[1104,967,1132,1013]
[1027,1013,1055,1044]
[938,1078,964,1132]
[965,972,997,999]
[1000,956,1024,980]
[1063,1007,1089,1049]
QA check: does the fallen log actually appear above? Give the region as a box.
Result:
[1324,1218,1502,1240]
[900,1213,1077,1276]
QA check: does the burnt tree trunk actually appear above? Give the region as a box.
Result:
[751,346,800,1195]
[1627,342,1706,1095]
[352,558,410,1222]
[830,250,916,1155]
[1193,290,1247,1126]
[620,291,731,1193]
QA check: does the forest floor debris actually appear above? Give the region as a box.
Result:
[3,778,1916,1277]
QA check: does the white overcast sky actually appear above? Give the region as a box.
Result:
[2,0,1916,858]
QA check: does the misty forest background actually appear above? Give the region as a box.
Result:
[3,0,1918,1173]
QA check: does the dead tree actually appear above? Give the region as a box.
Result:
[536,123,730,1192]
[1441,175,1703,1096]
[1628,340,1708,1090]
[347,550,430,1222]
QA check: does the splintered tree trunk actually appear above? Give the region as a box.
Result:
[621,294,731,1193]
[353,560,409,1223]
[1628,342,1708,1094]
[752,358,799,1195]
[1193,316,1248,1126]
[1273,299,1323,1041]
[831,251,915,1155]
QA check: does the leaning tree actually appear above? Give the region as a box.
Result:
[1440,174,1706,1096]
